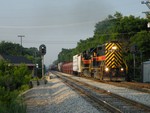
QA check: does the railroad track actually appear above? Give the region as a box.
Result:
[80,76,150,94]
[52,71,150,113]
[106,81,150,94]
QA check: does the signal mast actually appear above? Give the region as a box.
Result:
[141,0,150,28]
[39,44,46,78]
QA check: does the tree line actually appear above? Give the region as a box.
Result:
[56,12,150,81]
[0,41,43,113]
[0,41,43,77]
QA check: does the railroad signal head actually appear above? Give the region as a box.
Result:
[39,44,46,55]
[36,64,39,68]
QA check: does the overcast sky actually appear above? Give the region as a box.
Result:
[0,0,148,66]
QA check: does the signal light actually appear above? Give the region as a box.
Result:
[39,44,46,55]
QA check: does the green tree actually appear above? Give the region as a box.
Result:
[0,41,41,63]
[58,48,73,62]
[0,41,21,56]
[57,12,150,81]
[130,31,150,61]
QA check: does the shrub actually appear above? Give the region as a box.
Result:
[0,60,32,113]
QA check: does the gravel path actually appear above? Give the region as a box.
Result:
[24,74,105,113]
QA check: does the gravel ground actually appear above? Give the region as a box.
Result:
[68,75,150,107]
[24,74,105,113]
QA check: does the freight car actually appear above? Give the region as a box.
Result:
[59,41,128,81]
[61,62,73,74]
[58,62,63,72]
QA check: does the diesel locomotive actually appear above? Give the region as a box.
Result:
[58,41,128,81]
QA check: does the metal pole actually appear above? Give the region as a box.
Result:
[21,37,22,47]
[18,35,25,55]
[42,55,44,78]
[140,52,143,82]
[133,53,136,80]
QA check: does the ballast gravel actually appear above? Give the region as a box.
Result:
[69,75,150,107]
[24,74,105,113]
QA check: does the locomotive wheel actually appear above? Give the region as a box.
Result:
[83,70,91,77]
[94,71,99,79]
[99,73,103,80]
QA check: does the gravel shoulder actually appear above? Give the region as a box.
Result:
[23,74,103,113]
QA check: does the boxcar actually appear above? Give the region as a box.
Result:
[62,62,73,74]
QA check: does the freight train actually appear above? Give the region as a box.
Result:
[58,41,128,81]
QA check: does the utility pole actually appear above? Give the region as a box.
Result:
[130,45,138,81]
[18,35,25,55]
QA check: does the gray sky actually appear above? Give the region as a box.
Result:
[0,0,148,66]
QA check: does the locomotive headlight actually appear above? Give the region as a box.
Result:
[105,67,109,72]
[120,68,124,72]
[112,46,117,50]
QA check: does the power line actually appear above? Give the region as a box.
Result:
[0,21,96,29]
[0,31,148,44]
[23,41,77,44]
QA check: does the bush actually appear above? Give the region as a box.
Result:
[0,60,32,113]
[8,96,27,113]
[19,85,30,93]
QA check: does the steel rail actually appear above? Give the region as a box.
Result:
[53,71,150,112]
[55,73,122,113]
